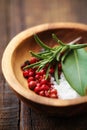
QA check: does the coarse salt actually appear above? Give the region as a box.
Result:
[51,73,80,99]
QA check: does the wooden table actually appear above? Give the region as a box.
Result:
[0,0,87,129]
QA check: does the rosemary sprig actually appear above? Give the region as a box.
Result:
[23,34,87,84]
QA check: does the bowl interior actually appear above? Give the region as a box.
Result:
[12,27,87,92]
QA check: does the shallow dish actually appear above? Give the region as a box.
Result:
[2,22,87,116]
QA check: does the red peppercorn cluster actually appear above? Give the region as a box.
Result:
[21,57,62,98]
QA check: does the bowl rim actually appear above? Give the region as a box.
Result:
[2,22,87,107]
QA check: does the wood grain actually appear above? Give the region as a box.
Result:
[0,0,87,130]
[0,0,21,130]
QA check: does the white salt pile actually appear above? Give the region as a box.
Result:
[51,73,80,99]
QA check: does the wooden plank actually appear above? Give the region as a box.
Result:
[26,111,87,130]
[20,102,32,130]
[0,0,20,129]
[9,0,25,38]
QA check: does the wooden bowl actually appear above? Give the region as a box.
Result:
[2,22,87,116]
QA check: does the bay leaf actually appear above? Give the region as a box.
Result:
[62,48,87,96]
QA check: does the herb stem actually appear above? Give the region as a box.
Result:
[52,33,66,46]
[69,44,87,49]
[30,51,42,59]
[45,64,51,79]
[34,34,52,50]
[23,60,42,70]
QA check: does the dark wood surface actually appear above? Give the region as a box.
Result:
[0,0,87,130]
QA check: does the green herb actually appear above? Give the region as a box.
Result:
[62,48,87,96]
[24,34,87,95]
